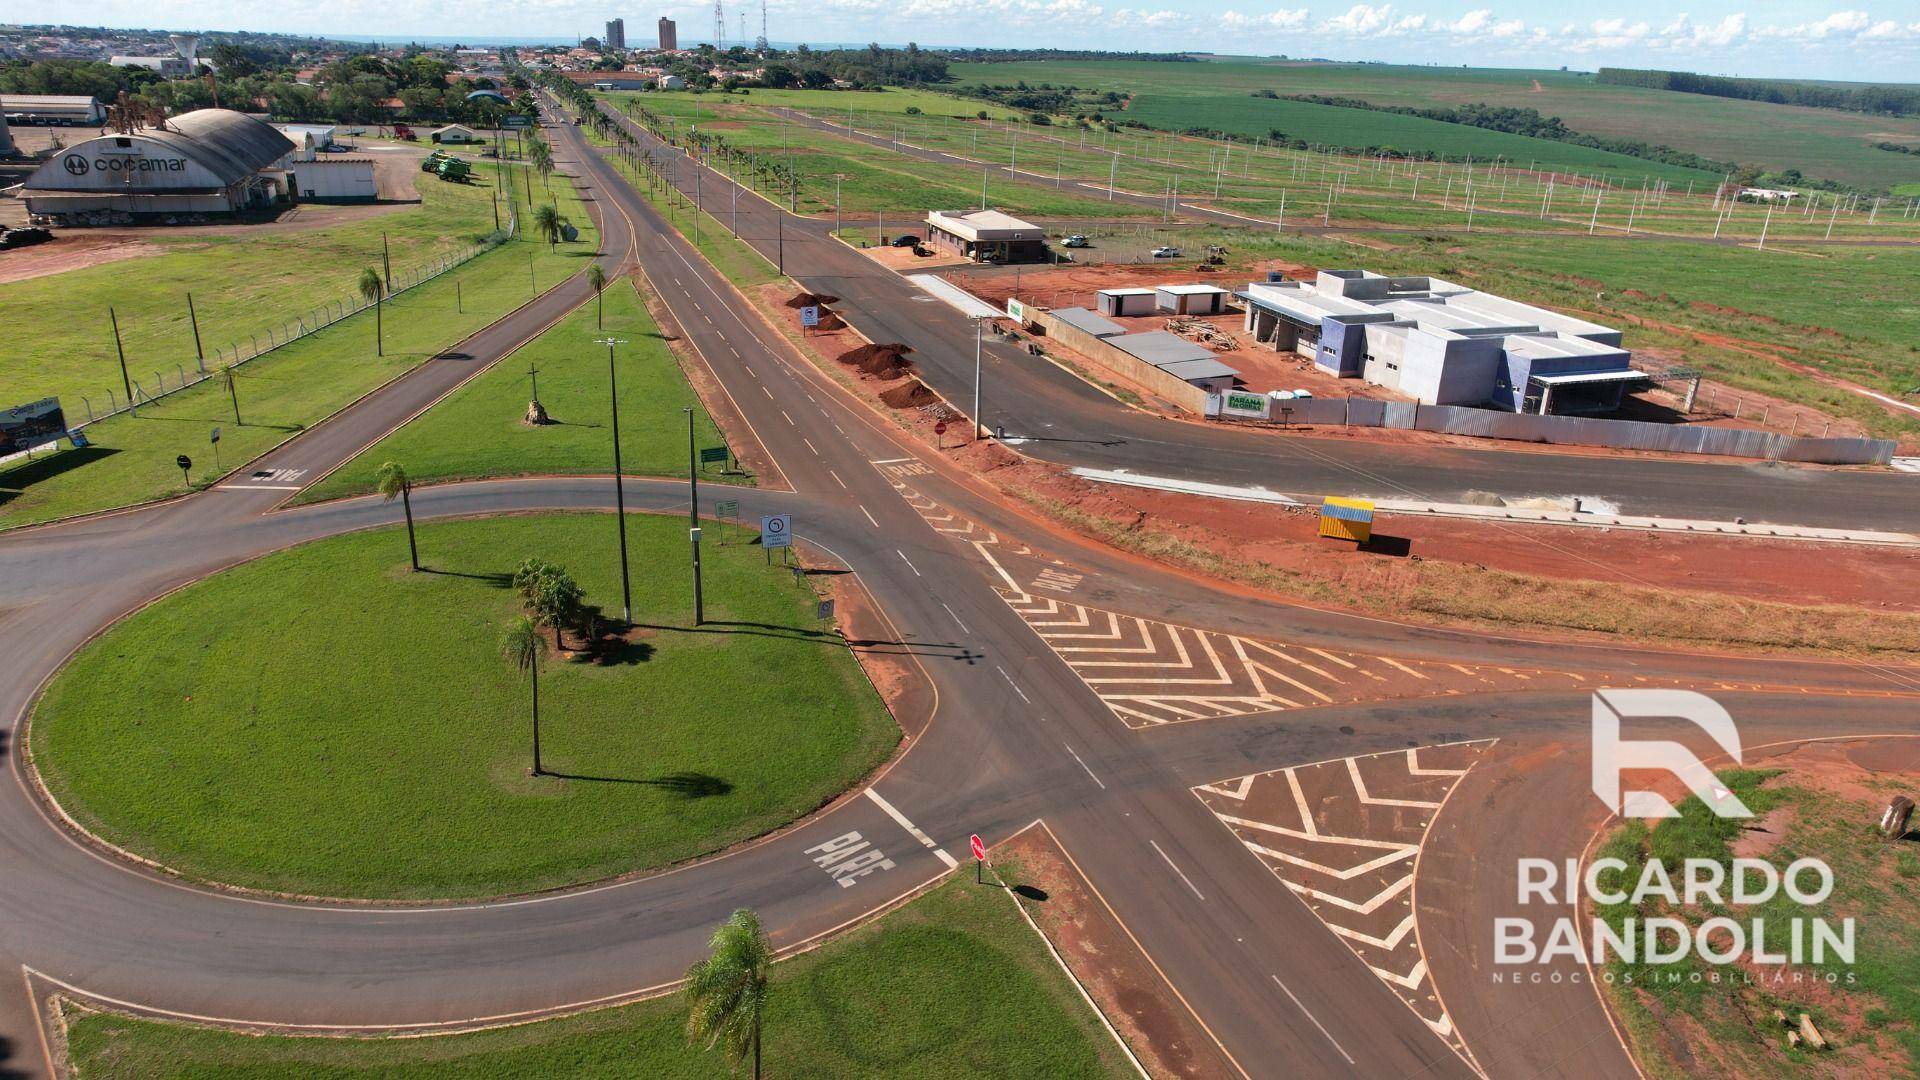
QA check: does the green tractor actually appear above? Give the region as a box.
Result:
[434,157,472,183]
[420,150,450,173]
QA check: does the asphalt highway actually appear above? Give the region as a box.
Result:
[595,98,1920,533]
[1,98,1916,1080]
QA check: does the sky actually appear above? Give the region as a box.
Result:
[9,2,1920,81]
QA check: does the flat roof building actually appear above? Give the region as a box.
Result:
[1108,331,1239,393]
[925,209,1049,264]
[2,94,106,125]
[606,18,627,50]
[1050,306,1127,339]
[658,17,679,50]
[1238,270,1642,414]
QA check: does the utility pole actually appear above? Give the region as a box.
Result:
[109,307,134,415]
[599,336,633,623]
[685,407,704,626]
[186,293,204,367]
[972,316,986,440]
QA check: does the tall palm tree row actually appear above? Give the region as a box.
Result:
[357,267,385,356]
[500,614,547,776]
[686,909,772,1080]
[374,461,417,571]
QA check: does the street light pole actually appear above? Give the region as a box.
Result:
[972,316,985,441]
[598,337,633,624]
[685,407,704,626]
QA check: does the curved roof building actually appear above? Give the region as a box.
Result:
[22,108,297,222]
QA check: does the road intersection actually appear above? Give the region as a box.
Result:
[2,98,1917,1080]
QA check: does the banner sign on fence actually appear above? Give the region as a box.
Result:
[1219,390,1271,421]
[0,396,66,456]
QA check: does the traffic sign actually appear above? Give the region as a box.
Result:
[699,446,729,467]
[209,427,221,444]
[799,305,820,328]
[934,420,947,435]
[176,454,191,471]
[716,499,739,518]
[969,834,986,861]
[761,514,791,549]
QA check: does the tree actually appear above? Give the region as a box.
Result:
[528,138,554,190]
[374,461,418,571]
[685,909,772,1080]
[532,567,585,650]
[533,203,566,250]
[513,555,557,599]
[587,263,606,328]
[500,615,547,775]
[358,267,385,356]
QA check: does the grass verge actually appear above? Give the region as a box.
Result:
[60,872,1129,1078]
[1597,764,1920,1076]
[0,167,598,530]
[29,512,897,899]
[296,277,740,503]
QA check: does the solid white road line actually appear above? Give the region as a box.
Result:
[1271,974,1357,1065]
[868,457,914,465]
[217,484,304,491]
[861,506,880,528]
[1064,743,1107,791]
[941,602,971,634]
[863,788,959,869]
[897,550,922,576]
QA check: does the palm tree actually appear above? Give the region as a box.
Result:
[533,204,565,250]
[500,615,547,776]
[686,909,771,1080]
[358,267,385,356]
[587,263,606,328]
[374,461,418,571]
[528,138,554,191]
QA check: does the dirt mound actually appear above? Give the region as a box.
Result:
[838,342,915,379]
[879,380,940,409]
[787,290,841,308]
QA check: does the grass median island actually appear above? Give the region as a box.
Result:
[297,278,738,503]
[0,167,597,530]
[61,874,1127,1078]
[29,512,897,899]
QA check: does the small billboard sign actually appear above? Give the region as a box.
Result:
[1220,391,1271,421]
[699,446,729,467]
[0,397,66,456]
[1006,298,1027,322]
[761,514,792,549]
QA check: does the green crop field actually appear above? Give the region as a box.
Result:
[0,165,597,530]
[61,873,1128,1078]
[30,512,898,900]
[950,59,1920,191]
[298,277,736,503]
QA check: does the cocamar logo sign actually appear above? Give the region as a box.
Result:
[59,151,188,178]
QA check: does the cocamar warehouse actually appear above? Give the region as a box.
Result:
[19,109,375,224]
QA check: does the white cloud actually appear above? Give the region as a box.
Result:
[1220,7,1310,31]
[1321,3,1396,35]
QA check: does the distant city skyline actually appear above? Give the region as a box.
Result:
[5,3,1920,81]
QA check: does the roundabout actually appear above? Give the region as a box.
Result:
[27,512,896,901]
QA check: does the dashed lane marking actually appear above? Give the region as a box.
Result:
[1194,741,1493,1075]
[863,788,959,869]
[861,507,879,529]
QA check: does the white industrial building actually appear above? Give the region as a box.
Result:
[111,55,192,76]
[1239,270,1643,414]
[2,94,107,125]
[21,109,376,222]
[924,209,1049,263]
[275,123,337,150]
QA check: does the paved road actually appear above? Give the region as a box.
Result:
[1,96,1915,1080]
[594,98,1920,533]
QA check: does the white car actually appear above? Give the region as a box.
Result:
[1150,245,1181,258]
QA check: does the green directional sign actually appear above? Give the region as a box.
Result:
[699,446,729,467]
[716,500,739,518]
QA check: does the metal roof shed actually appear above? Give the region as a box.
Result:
[1097,287,1156,317]
[1051,306,1128,339]
[1109,331,1216,367]
[1155,284,1230,315]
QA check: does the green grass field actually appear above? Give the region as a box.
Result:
[61,873,1128,1078]
[1598,768,1920,1076]
[607,91,1155,219]
[298,277,737,502]
[30,512,898,899]
[951,58,1920,191]
[0,167,596,530]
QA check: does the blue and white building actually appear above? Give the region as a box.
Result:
[1238,271,1645,414]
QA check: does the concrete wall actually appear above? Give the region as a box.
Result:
[1031,308,1210,415]
[1315,318,1367,376]
[1399,333,1502,406]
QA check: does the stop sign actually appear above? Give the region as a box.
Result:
[969,834,986,861]
[934,421,948,435]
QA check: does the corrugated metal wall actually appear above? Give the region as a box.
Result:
[1239,398,1892,465]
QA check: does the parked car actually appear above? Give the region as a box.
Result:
[1150,245,1181,258]
[1061,234,1090,248]
[890,233,922,248]
[345,128,367,136]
